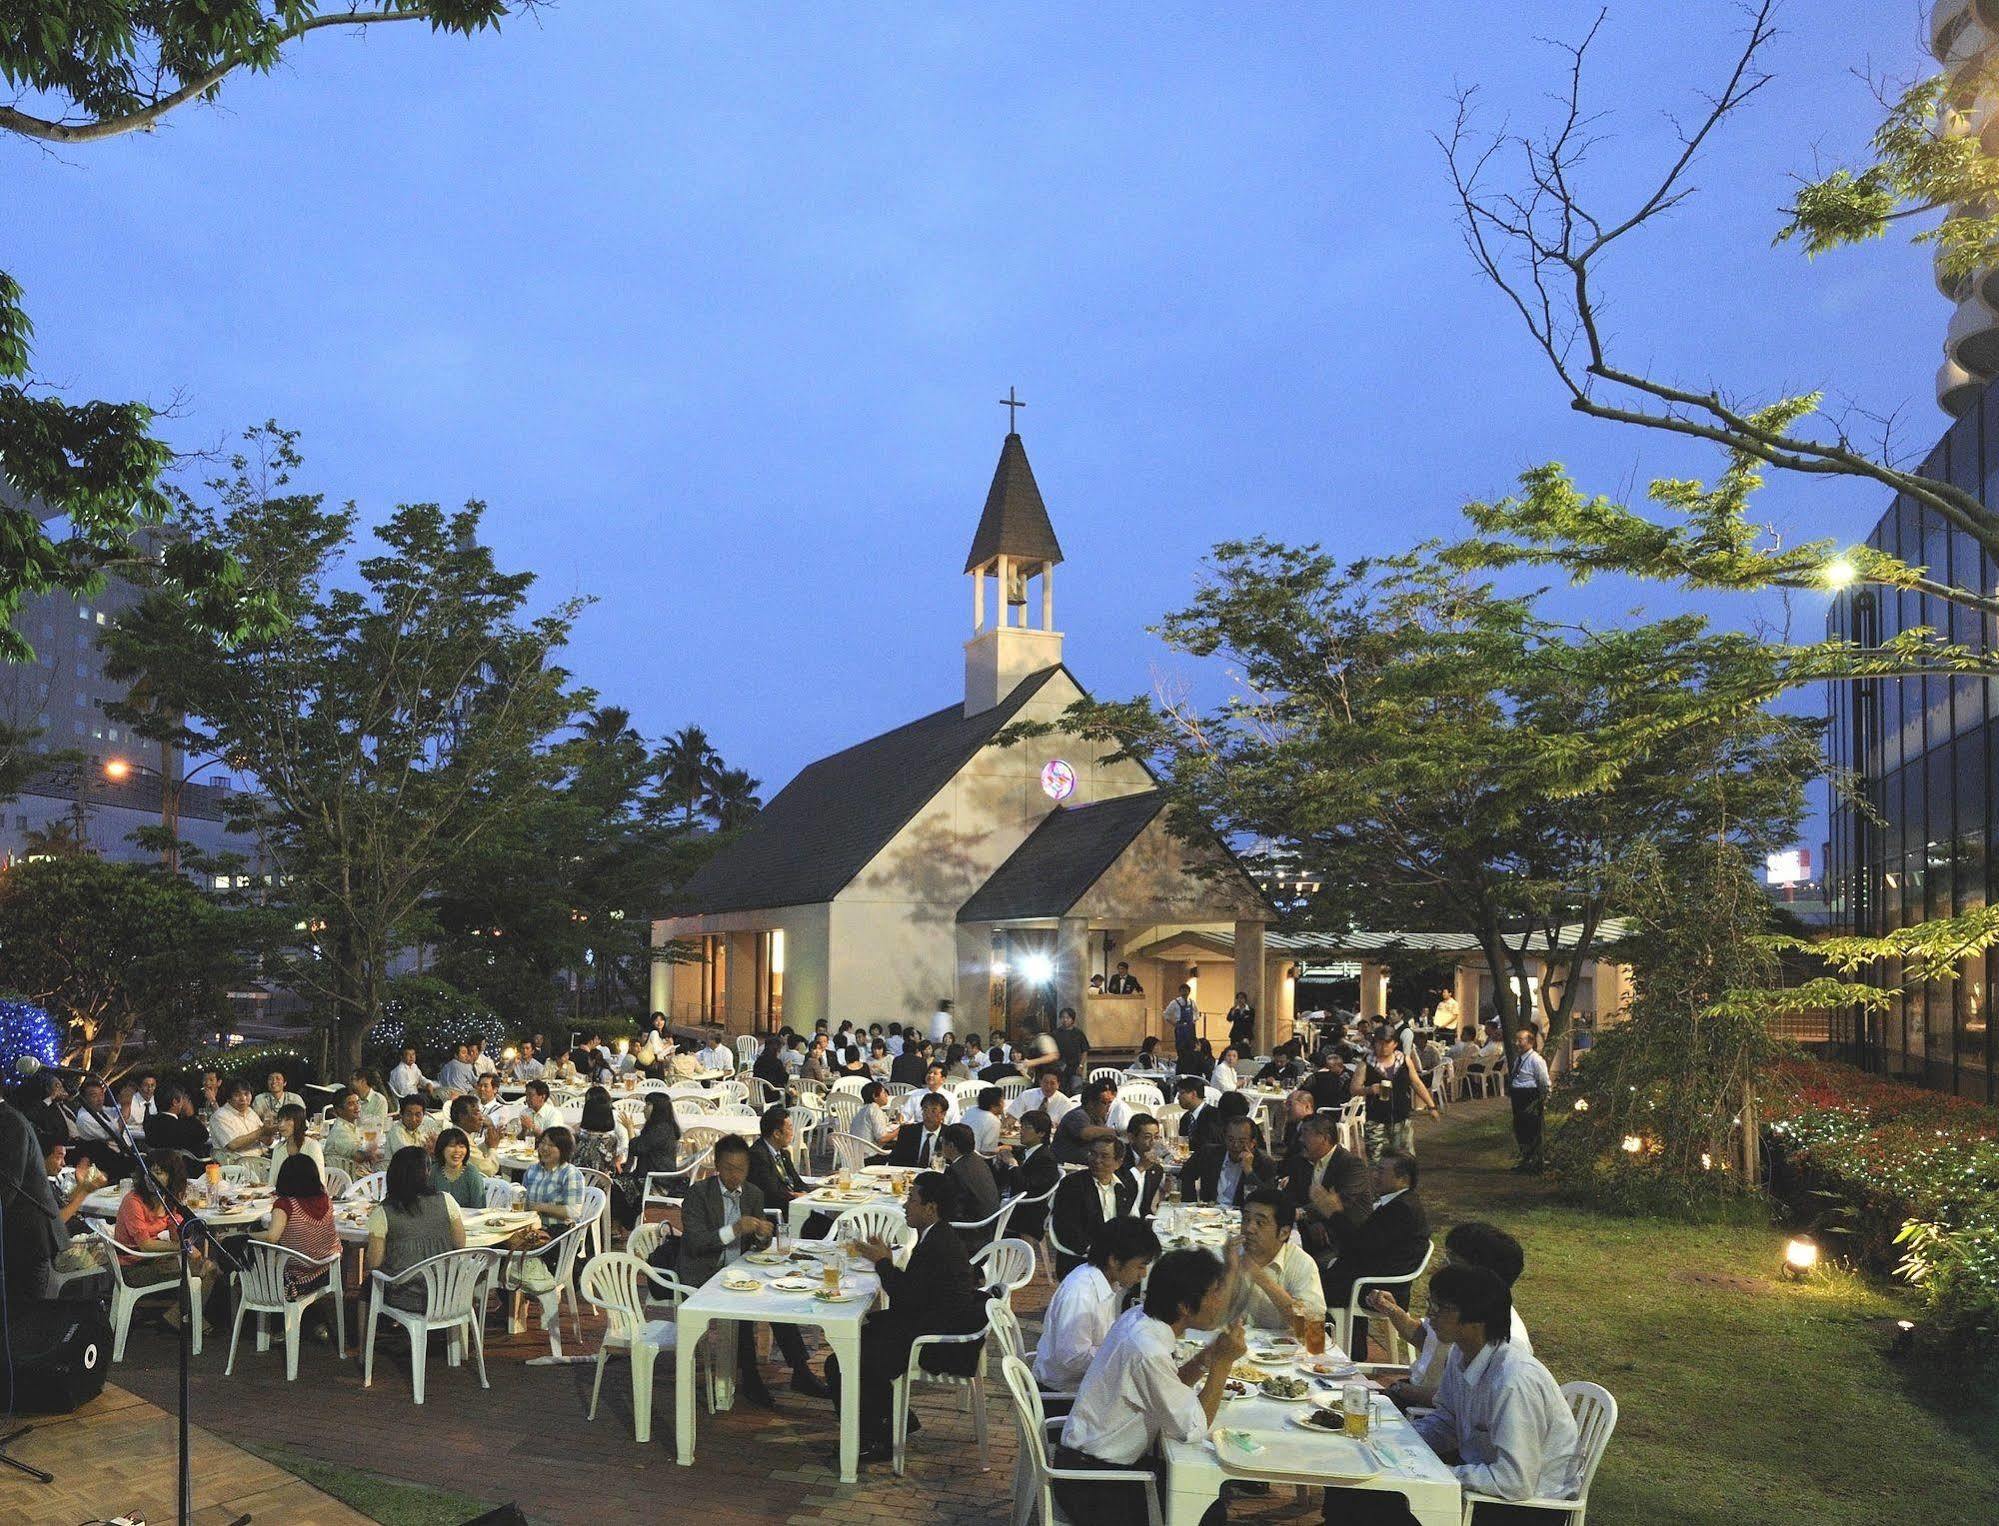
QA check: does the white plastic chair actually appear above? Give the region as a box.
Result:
[786,1104,821,1169]
[996,1075,1031,1101]
[363,1246,497,1404]
[627,1219,674,1266]
[830,1203,916,1260]
[735,1034,760,1069]
[830,1075,868,1097]
[1328,1241,1435,1362]
[972,1236,1037,1307]
[575,1169,615,1258]
[676,1092,719,1116]
[951,1195,1017,1252]
[949,1079,985,1110]
[92,1221,205,1362]
[320,1165,353,1199]
[1459,1381,1618,1524]
[503,1212,594,1357]
[1120,1081,1164,1113]
[349,1171,388,1204]
[715,1080,749,1108]
[225,1239,344,1381]
[679,1125,725,1163]
[1427,1061,1453,1111]
[892,1298,997,1474]
[1009,1181,1061,1281]
[885,1082,916,1102]
[823,1092,864,1135]
[1336,1096,1368,1157]
[484,1178,526,1210]
[828,1131,878,1174]
[1087,1066,1124,1086]
[580,1250,713,1441]
[1001,1353,1161,1526]
[219,1162,264,1187]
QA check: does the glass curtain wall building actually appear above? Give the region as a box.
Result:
[1826,382,1999,1100]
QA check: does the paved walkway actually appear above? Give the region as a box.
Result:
[0,1380,371,1524]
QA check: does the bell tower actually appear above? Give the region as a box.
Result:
[964,413,1063,715]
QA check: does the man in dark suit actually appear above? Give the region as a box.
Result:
[680,1135,830,1402]
[1049,1137,1136,1276]
[1321,1151,1429,1360]
[885,1092,950,1168]
[1187,1115,1277,1208]
[748,1104,835,1241]
[823,1171,988,1465]
[889,1039,932,1089]
[142,1085,212,1162]
[1302,1049,1355,1111]
[1174,1077,1225,1156]
[1283,1113,1373,1266]
[994,1110,1061,1242]
[1117,1113,1167,1218]
[938,1123,1000,1226]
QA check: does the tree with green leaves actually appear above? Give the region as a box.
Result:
[0,853,247,1077]
[655,724,721,831]
[101,423,584,1074]
[0,3,532,685]
[1002,541,1819,1053]
[1441,0,1999,619]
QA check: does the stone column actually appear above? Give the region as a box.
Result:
[1360,960,1388,1021]
[1234,919,1269,1053]
[1055,917,1091,1031]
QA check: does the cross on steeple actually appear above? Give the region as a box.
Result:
[997,386,1026,433]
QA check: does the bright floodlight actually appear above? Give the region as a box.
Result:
[1822,557,1857,590]
[1022,952,1055,984]
[103,758,132,780]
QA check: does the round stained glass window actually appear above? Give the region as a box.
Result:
[1040,758,1077,802]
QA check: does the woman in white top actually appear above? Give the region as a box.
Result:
[1055,1248,1247,1526]
[266,1103,326,1186]
[1034,1217,1160,1394]
[1210,1046,1242,1093]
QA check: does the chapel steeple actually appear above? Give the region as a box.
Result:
[965,404,1064,715]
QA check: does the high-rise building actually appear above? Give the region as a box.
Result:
[1930,2,1999,415]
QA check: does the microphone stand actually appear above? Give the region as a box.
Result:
[100,1100,249,1526]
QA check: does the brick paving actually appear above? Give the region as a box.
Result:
[109,1104,1503,1523]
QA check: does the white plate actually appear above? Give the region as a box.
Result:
[719,1277,761,1293]
[768,1276,818,1291]
[1258,1382,1312,1403]
[1299,1358,1359,1379]
[811,1290,860,1304]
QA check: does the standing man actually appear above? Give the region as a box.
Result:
[1163,984,1198,1071]
[1508,1028,1551,1174]
[1052,1007,1092,1089]
[929,998,955,1048]
[1106,961,1142,996]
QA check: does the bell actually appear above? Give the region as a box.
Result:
[1005,564,1029,606]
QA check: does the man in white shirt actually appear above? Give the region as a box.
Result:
[389,1047,428,1101]
[1008,1069,1073,1124]
[1373,1221,1532,1408]
[1232,1188,1326,1331]
[252,1069,300,1123]
[1508,1028,1552,1173]
[851,1081,895,1155]
[470,1038,498,1078]
[1412,1265,1580,1506]
[518,1080,563,1137]
[965,1085,1006,1155]
[928,999,954,1047]
[899,1066,963,1125]
[698,1030,735,1074]
[510,1041,546,1083]
[124,1071,159,1126]
[884,1024,905,1058]
[1056,1248,1247,1525]
[73,1079,126,1144]
[1035,1217,1161,1395]
[475,1073,522,1132]
[208,1080,274,1162]
[385,1094,442,1156]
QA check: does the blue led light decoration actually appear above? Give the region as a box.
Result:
[0,999,63,1078]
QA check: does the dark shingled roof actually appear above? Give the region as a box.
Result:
[671,666,1068,916]
[957,789,1165,923]
[964,433,1064,573]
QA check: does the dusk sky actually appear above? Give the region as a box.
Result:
[11,2,1937,846]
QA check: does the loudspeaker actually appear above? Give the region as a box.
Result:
[2,1297,112,1414]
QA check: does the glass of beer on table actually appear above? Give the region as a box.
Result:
[1342,1381,1370,1438]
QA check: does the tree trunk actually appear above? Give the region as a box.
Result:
[1738,1076,1760,1182]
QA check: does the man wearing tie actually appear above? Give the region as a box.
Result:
[1050,1137,1137,1277]
[1283,1113,1373,1268]
[749,1104,835,1242]
[1174,1076,1224,1155]
[1118,1114,1168,1218]
[682,1134,830,1405]
[1189,1116,1276,1208]
[886,1093,950,1168]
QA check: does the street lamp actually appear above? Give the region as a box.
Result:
[102,753,232,876]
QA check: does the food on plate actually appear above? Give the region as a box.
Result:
[1230,1361,1269,1381]
[1221,1378,1250,1399]
[1301,1405,1348,1431]
[1259,1374,1309,1400]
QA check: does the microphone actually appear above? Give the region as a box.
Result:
[13,1056,99,1080]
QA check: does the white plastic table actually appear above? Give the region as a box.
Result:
[784,1166,909,1237]
[1159,1353,1460,1526]
[78,1183,270,1231]
[674,1244,880,1482]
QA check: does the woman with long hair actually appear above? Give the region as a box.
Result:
[256,1152,339,1310]
[366,1145,465,1310]
[267,1102,325,1186]
[573,1086,625,1174]
[431,1126,488,1211]
[113,1149,220,1320]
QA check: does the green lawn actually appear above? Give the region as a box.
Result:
[1425,1110,1999,1524]
[243,1441,499,1525]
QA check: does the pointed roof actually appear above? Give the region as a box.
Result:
[957,791,1166,923]
[670,666,1069,916]
[964,433,1064,573]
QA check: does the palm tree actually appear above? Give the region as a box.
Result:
[655,724,719,830]
[21,817,86,857]
[704,767,763,831]
[578,706,640,750]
